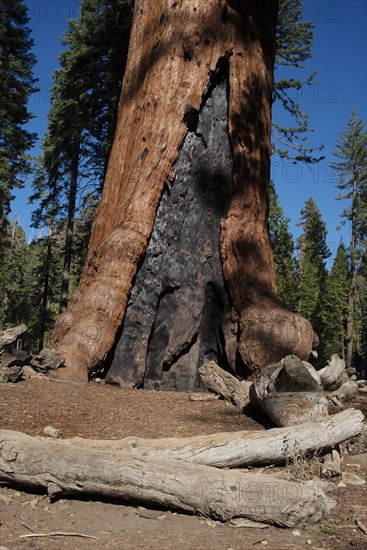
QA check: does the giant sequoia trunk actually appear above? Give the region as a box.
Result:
[50,0,315,385]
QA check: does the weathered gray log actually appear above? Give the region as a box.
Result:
[199,361,251,409]
[0,365,23,384]
[330,380,359,405]
[250,356,328,426]
[0,323,27,348]
[0,429,335,527]
[274,356,322,392]
[0,351,29,368]
[30,348,65,372]
[259,392,329,426]
[319,354,346,390]
[24,409,365,469]
[321,449,342,478]
[332,370,350,390]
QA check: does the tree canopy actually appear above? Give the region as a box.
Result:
[331,109,367,365]
[0,0,37,251]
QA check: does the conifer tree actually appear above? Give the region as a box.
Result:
[269,182,297,310]
[355,256,367,370]
[29,229,62,351]
[330,109,367,365]
[0,219,35,332]
[0,0,37,253]
[274,0,323,163]
[30,0,132,313]
[296,197,330,335]
[318,241,349,363]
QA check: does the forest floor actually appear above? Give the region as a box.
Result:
[0,378,366,550]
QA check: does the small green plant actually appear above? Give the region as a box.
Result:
[283,439,321,480]
[317,521,337,534]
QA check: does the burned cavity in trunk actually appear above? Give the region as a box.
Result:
[105,75,236,391]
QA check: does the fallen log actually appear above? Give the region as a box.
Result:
[1,409,363,472]
[250,356,328,426]
[0,429,335,527]
[321,449,342,478]
[258,392,329,426]
[330,380,359,405]
[0,365,23,384]
[319,354,346,390]
[68,408,364,467]
[199,361,251,409]
[0,323,27,348]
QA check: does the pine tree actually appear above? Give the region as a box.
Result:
[268,181,297,310]
[330,109,367,366]
[297,197,330,280]
[0,0,37,253]
[0,218,35,333]
[273,0,323,163]
[30,0,132,313]
[355,255,367,370]
[318,241,349,363]
[29,229,62,351]
[296,197,330,335]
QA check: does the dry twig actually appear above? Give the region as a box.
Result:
[356,518,367,535]
[14,515,37,534]
[19,532,98,540]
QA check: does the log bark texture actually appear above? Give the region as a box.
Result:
[319,354,346,389]
[250,356,329,426]
[321,449,342,478]
[199,360,252,409]
[50,0,315,383]
[50,409,365,468]
[0,323,27,348]
[330,380,359,404]
[0,429,337,526]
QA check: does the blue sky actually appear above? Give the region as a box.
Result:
[11,1,367,266]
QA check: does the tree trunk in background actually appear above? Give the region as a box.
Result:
[50,0,315,384]
[59,139,80,314]
[346,175,357,366]
[38,232,52,350]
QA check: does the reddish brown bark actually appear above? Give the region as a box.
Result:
[50,0,315,382]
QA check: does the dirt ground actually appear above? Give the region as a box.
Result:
[0,377,366,550]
